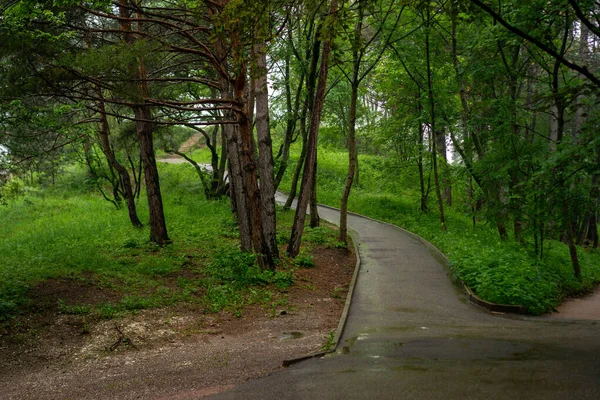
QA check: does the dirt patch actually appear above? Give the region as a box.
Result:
[549,285,600,320]
[30,275,122,312]
[0,245,355,400]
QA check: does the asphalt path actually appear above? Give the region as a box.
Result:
[208,192,600,400]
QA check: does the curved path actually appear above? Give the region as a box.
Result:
[210,196,600,400]
[551,286,600,320]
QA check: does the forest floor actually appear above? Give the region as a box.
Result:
[0,246,356,400]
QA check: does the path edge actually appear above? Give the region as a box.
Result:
[282,229,361,367]
[279,191,527,368]
[316,203,529,315]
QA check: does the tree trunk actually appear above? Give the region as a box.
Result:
[118,0,168,244]
[339,4,364,244]
[233,61,273,269]
[417,90,428,213]
[97,92,143,228]
[309,157,320,228]
[275,27,305,191]
[339,83,358,243]
[551,28,580,276]
[425,18,447,231]
[575,22,589,137]
[287,0,338,257]
[435,128,452,206]
[285,13,320,209]
[218,126,228,195]
[225,122,252,252]
[254,41,279,263]
[133,105,170,245]
[284,107,307,210]
[564,200,582,278]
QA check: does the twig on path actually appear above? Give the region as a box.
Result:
[107,324,139,352]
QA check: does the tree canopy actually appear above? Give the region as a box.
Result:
[1,0,598,281]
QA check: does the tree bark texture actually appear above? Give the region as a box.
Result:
[133,105,170,245]
[225,122,253,252]
[233,63,273,268]
[254,42,279,262]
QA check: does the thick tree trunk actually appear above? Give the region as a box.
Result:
[287,0,338,257]
[233,64,274,269]
[254,42,279,263]
[225,122,252,252]
[133,105,170,245]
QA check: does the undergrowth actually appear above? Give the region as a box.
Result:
[0,162,328,322]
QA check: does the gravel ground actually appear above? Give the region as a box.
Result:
[0,247,355,400]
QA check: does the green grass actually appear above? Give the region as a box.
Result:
[278,145,600,315]
[0,162,325,322]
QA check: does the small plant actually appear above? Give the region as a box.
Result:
[331,286,346,299]
[320,330,335,352]
[294,251,315,268]
[98,303,119,319]
[80,317,90,335]
[276,232,289,245]
[57,299,92,315]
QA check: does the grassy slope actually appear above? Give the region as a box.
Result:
[278,146,600,315]
[0,162,340,321]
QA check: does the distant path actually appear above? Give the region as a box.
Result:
[550,286,600,320]
[209,193,600,400]
[158,133,203,164]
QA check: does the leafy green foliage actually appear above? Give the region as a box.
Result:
[294,251,315,268]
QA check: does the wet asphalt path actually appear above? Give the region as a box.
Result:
[208,194,600,399]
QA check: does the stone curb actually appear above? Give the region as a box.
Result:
[279,198,362,367]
